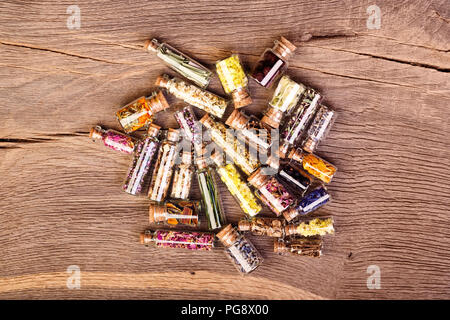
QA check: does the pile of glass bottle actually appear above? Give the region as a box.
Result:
[89,36,338,274]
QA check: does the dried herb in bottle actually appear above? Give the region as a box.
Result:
[283,186,331,221]
[284,217,334,237]
[238,217,285,238]
[89,125,136,154]
[277,161,312,195]
[170,151,194,200]
[288,148,337,184]
[303,104,337,153]
[274,236,322,257]
[140,229,214,251]
[148,199,200,227]
[269,75,305,114]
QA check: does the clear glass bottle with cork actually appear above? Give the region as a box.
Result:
[89,125,136,154]
[283,185,331,222]
[287,148,337,184]
[250,36,297,88]
[268,75,306,114]
[170,151,194,200]
[148,200,201,227]
[284,217,334,237]
[195,151,226,230]
[225,109,273,151]
[140,229,214,251]
[238,217,285,238]
[123,123,161,195]
[247,167,296,216]
[211,150,262,218]
[144,38,213,88]
[116,91,170,133]
[148,128,180,202]
[274,236,323,257]
[216,54,252,108]
[216,224,263,274]
[302,104,337,153]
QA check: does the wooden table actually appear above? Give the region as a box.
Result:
[0,0,449,299]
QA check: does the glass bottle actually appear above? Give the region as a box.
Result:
[274,237,322,257]
[247,167,296,216]
[225,109,272,151]
[200,114,260,176]
[89,125,136,154]
[140,229,214,251]
[284,217,334,237]
[216,54,252,108]
[280,87,322,146]
[173,104,202,146]
[148,199,201,227]
[116,91,170,133]
[148,128,180,201]
[277,161,312,195]
[145,38,213,88]
[211,151,262,217]
[238,217,285,238]
[170,151,194,200]
[123,123,161,195]
[250,36,297,88]
[268,75,306,114]
[196,154,226,230]
[283,186,331,222]
[287,148,337,184]
[156,74,228,119]
[216,224,263,274]
[303,104,337,153]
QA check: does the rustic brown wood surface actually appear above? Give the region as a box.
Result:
[0,0,449,300]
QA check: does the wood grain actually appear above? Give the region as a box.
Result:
[0,0,449,299]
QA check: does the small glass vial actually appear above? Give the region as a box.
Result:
[280,87,322,146]
[216,54,252,108]
[277,161,312,195]
[156,74,228,119]
[284,217,334,237]
[148,200,201,227]
[200,114,260,176]
[170,151,194,200]
[116,92,170,133]
[140,229,214,251]
[247,167,296,216]
[211,151,262,217]
[196,154,226,230]
[238,217,285,238]
[250,36,297,88]
[148,128,180,201]
[216,224,263,274]
[283,186,331,222]
[225,109,272,151]
[303,104,337,153]
[173,104,202,146]
[89,125,136,154]
[287,148,337,184]
[274,237,322,257]
[268,75,306,114]
[123,123,161,195]
[145,38,213,88]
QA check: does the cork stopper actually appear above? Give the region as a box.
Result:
[89,126,104,140]
[273,36,297,59]
[210,151,225,167]
[144,38,160,52]
[155,74,170,88]
[148,91,170,114]
[167,128,180,142]
[284,224,297,236]
[140,232,153,245]
[288,148,304,163]
[148,203,166,224]
[195,155,209,170]
[261,107,284,129]
[237,220,252,232]
[199,113,214,129]
[231,87,252,108]
[302,138,317,154]
[265,155,279,170]
[247,167,268,189]
[147,123,161,138]
[282,207,299,223]
[216,224,238,247]
[225,109,248,130]
[273,239,288,253]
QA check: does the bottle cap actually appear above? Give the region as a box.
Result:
[155,74,170,88]
[147,123,161,137]
[261,107,283,129]
[247,167,268,189]
[273,36,297,59]
[140,232,153,245]
[282,207,299,223]
[302,138,316,154]
[144,38,160,52]
[273,239,288,253]
[231,87,252,108]
[288,148,304,163]
[225,109,248,129]
[148,91,170,114]
[237,220,252,232]
[167,128,180,142]
[210,151,224,167]
[199,113,214,128]
[148,203,166,224]
[216,224,238,247]
[89,126,104,140]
